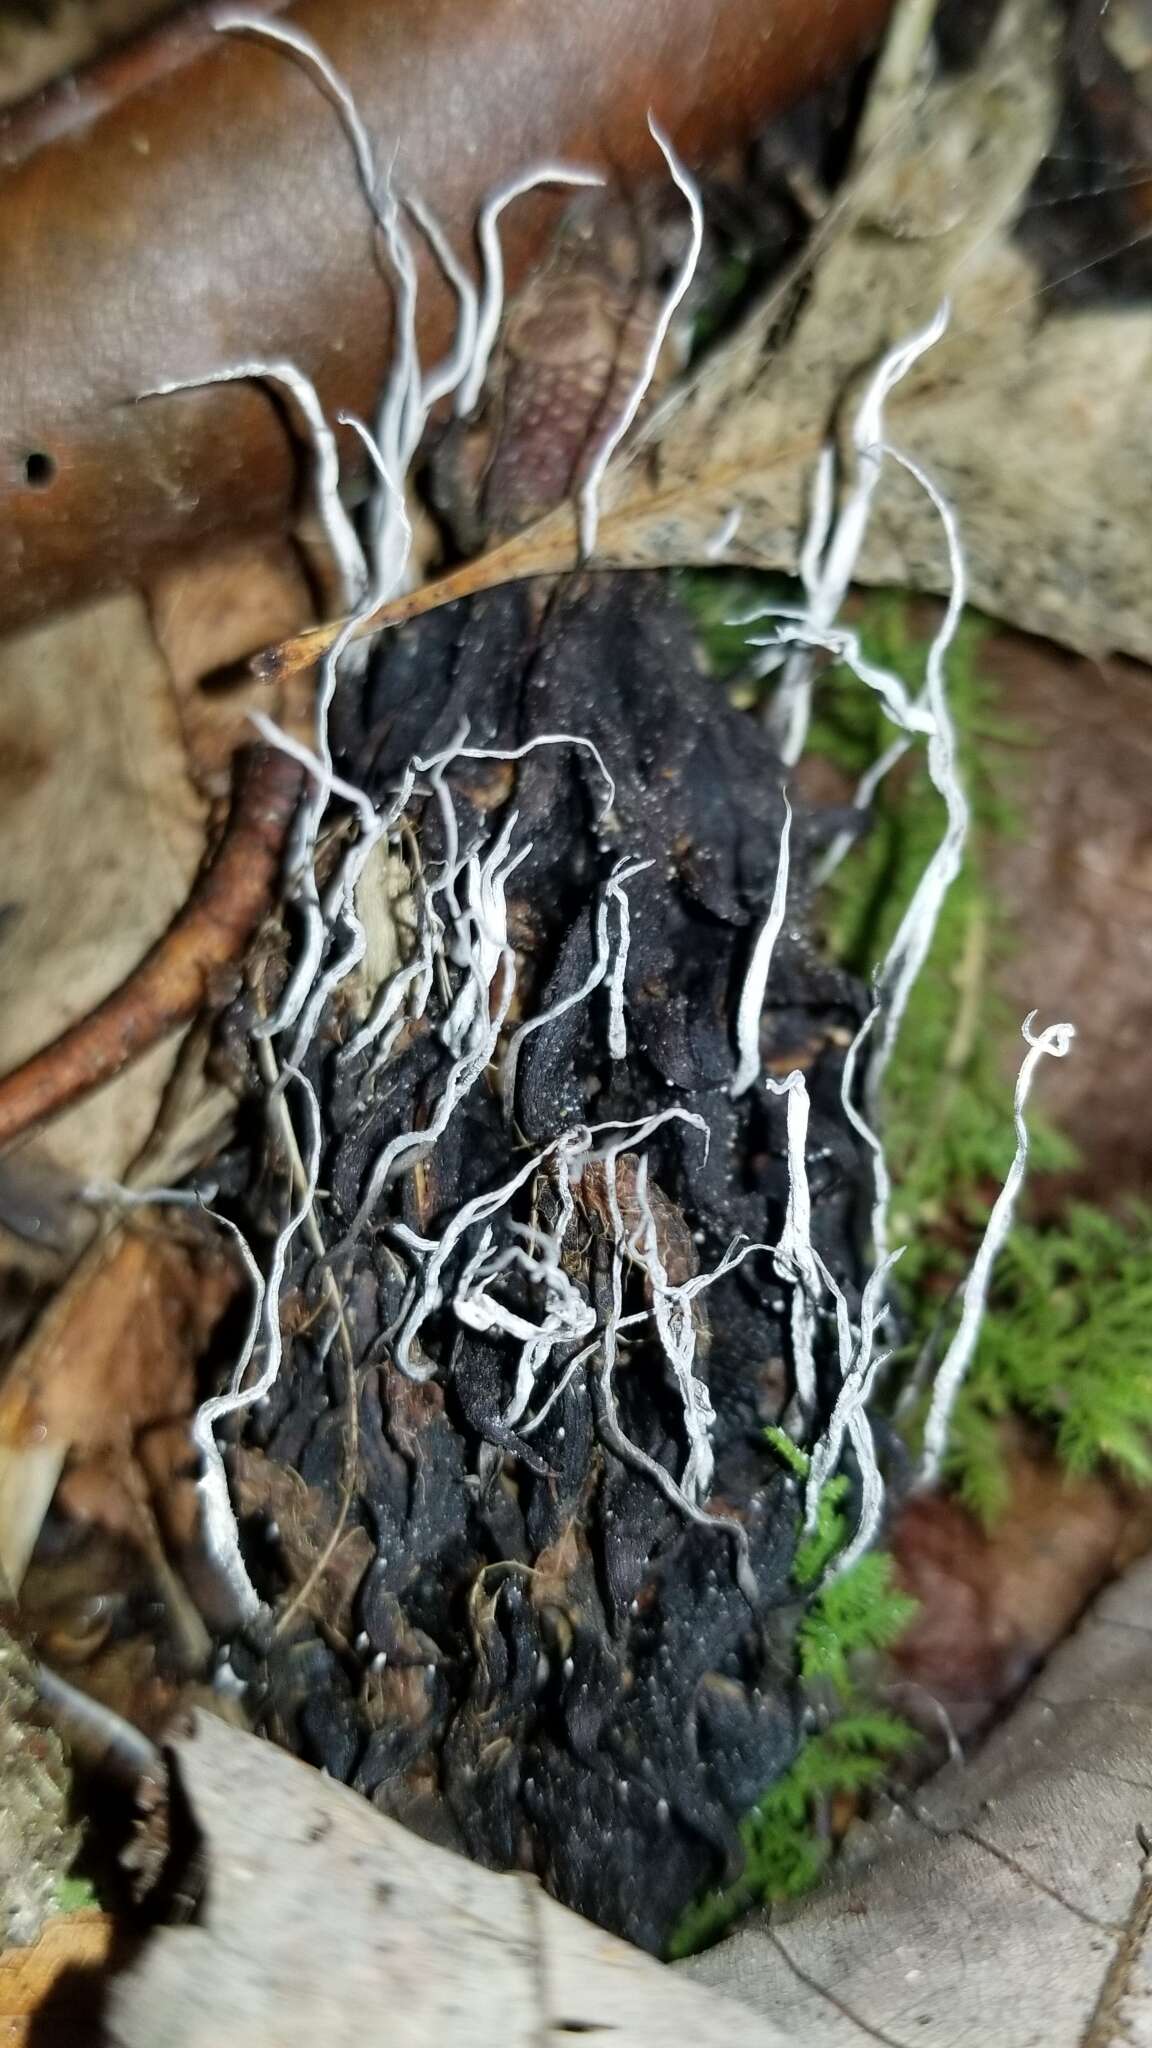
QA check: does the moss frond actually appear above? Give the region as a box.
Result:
[945,1205,1152,1512]
[798,1553,919,1693]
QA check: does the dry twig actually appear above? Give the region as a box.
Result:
[0,747,301,1150]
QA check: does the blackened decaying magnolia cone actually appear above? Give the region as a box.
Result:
[221,569,872,1952]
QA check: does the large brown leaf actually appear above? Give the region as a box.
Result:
[0,0,892,626]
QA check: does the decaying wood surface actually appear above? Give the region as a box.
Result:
[106,1708,781,2048]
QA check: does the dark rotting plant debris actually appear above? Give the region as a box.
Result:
[218,570,874,1953]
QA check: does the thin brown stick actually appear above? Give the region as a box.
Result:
[249,526,578,684]
[0,746,302,1151]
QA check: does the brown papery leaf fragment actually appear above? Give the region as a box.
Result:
[888,1425,1152,1742]
[0,593,207,1187]
[0,745,302,1154]
[0,1218,238,1600]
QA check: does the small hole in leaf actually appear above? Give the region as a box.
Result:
[23,451,57,489]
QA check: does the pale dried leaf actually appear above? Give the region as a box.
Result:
[107,1709,780,2048]
[686,1552,1152,2046]
[0,594,205,1187]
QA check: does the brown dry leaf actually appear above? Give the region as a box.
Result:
[982,634,1152,1205]
[0,1220,237,1599]
[889,1426,1152,1741]
[534,0,1152,663]
[0,528,317,1200]
[0,1911,115,2046]
[3,1224,234,1452]
[106,1708,778,2048]
[686,1550,1152,2045]
[0,0,171,110]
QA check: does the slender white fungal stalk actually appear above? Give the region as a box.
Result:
[811,730,912,888]
[370,179,425,579]
[838,1004,893,1274]
[731,796,793,1098]
[760,300,951,764]
[604,859,652,1059]
[501,856,649,1117]
[357,948,518,1254]
[665,1233,777,1305]
[586,1104,710,1158]
[592,1120,758,1603]
[765,1070,822,1422]
[391,1126,591,1374]
[247,711,381,834]
[746,615,935,742]
[213,13,378,196]
[519,1345,594,1436]
[502,894,612,1120]
[805,1250,902,1558]
[140,361,367,611]
[339,875,440,1068]
[256,607,367,1042]
[577,115,704,560]
[158,1069,324,1623]
[424,731,617,821]
[455,1227,596,1430]
[917,1015,1075,1486]
[457,163,606,418]
[210,13,472,595]
[865,441,969,1117]
[631,1153,715,1500]
[405,188,480,410]
[705,506,743,559]
[768,457,834,767]
[339,410,414,593]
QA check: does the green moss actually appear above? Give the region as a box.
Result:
[797,1553,918,1695]
[52,1873,100,1915]
[942,1204,1152,1519]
